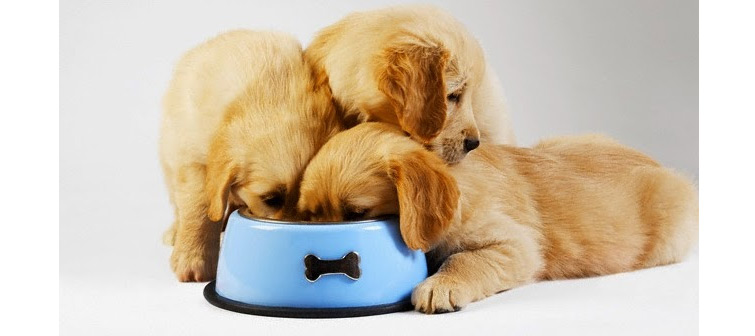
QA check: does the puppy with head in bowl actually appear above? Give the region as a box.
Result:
[160,30,343,282]
[296,122,698,313]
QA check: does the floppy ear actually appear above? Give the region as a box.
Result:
[388,149,460,251]
[376,43,449,143]
[205,138,237,222]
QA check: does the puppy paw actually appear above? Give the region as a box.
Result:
[411,274,473,314]
[170,246,218,282]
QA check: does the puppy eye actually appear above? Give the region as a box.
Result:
[447,92,461,103]
[262,194,285,208]
[344,209,369,221]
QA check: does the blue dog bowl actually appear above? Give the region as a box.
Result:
[204,210,428,318]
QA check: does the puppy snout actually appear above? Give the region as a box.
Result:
[463,138,480,153]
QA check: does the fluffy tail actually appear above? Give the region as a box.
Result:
[633,167,699,269]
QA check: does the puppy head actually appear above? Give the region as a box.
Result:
[204,131,303,221]
[297,123,460,251]
[205,112,339,222]
[425,58,483,165]
[372,12,486,164]
[205,44,342,222]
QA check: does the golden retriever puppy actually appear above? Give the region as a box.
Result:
[160,30,342,282]
[305,5,516,164]
[297,123,698,313]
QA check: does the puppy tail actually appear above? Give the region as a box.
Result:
[634,167,699,269]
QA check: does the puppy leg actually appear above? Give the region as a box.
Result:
[412,221,542,313]
[170,164,222,282]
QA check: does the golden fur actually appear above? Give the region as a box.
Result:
[159,30,342,281]
[305,5,516,164]
[297,123,698,313]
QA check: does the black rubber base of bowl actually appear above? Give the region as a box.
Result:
[203,281,413,318]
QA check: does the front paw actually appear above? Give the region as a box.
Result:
[411,274,473,314]
[170,246,218,282]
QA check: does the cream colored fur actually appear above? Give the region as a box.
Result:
[160,30,342,281]
[305,5,516,164]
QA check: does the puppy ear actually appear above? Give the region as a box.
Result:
[377,43,449,143]
[388,150,459,251]
[205,138,237,222]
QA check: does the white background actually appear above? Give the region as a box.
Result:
[60,1,698,335]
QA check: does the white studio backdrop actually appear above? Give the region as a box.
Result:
[60,1,697,333]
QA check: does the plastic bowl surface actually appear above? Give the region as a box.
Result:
[204,210,427,318]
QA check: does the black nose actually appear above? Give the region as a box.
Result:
[463,138,480,152]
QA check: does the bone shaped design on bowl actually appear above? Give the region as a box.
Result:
[304,251,361,282]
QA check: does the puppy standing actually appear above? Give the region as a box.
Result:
[305,5,516,164]
[160,31,342,281]
[297,123,698,313]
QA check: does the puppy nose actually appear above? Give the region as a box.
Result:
[463,138,480,152]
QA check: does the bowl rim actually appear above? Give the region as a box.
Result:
[236,209,399,225]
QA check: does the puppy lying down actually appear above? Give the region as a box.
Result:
[297,123,698,313]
